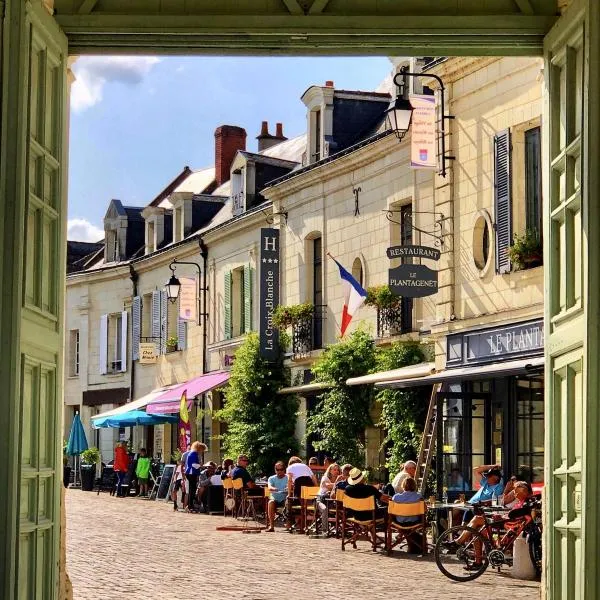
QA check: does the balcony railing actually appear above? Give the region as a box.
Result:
[376,299,413,338]
[292,305,326,358]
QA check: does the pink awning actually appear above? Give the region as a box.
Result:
[146,371,230,414]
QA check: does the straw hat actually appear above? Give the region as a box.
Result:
[347,467,365,485]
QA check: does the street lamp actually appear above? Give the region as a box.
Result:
[386,65,455,177]
[165,267,181,303]
[165,258,207,322]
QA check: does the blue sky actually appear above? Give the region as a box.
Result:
[68,56,392,241]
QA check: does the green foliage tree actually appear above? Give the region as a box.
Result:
[306,329,377,467]
[374,341,427,475]
[215,331,299,476]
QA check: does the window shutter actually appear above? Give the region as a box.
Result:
[99,314,108,375]
[177,319,187,351]
[160,290,167,355]
[120,310,128,372]
[224,271,232,340]
[151,290,161,355]
[494,129,512,274]
[132,296,141,361]
[243,264,253,333]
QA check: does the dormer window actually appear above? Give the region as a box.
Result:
[301,81,334,165]
[231,168,245,217]
[312,109,322,162]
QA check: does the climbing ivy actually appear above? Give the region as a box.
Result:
[306,329,377,467]
[215,331,299,476]
[374,341,427,475]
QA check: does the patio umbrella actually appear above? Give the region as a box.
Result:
[66,412,88,487]
[92,410,178,429]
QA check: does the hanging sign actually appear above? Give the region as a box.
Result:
[259,228,280,361]
[409,94,437,170]
[179,277,197,321]
[389,264,439,298]
[387,245,440,261]
[139,342,157,364]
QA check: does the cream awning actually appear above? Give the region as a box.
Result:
[91,384,180,421]
[376,356,544,389]
[346,362,436,386]
[277,382,332,395]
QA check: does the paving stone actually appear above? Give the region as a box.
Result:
[66,490,540,600]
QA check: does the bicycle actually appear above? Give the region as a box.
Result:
[434,496,543,582]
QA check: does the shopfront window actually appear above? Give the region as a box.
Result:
[515,376,544,483]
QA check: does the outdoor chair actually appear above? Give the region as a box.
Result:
[300,486,321,534]
[334,489,346,537]
[95,466,115,495]
[385,500,428,556]
[341,495,386,552]
[264,486,287,527]
[223,477,236,517]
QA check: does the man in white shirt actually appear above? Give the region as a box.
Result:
[391,460,417,493]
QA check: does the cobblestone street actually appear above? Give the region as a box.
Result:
[66,490,540,600]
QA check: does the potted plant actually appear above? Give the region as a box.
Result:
[80,447,100,491]
[364,284,402,310]
[62,439,71,488]
[271,303,314,330]
[166,336,179,352]
[506,229,543,271]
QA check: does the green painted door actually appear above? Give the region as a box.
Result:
[543,1,599,598]
[0,1,68,599]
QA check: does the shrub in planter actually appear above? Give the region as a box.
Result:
[365,285,401,310]
[271,303,314,330]
[507,229,543,271]
[80,447,100,491]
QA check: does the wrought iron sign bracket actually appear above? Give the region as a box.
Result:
[383,209,448,247]
[263,210,288,225]
[353,186,362,216]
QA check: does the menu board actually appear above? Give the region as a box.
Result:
[156,464,175,501]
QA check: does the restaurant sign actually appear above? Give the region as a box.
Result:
[447,319,544,367]
[259,228,280,361]
[139,342,157,364]
[389,264,439,298]
[387,245,440,261]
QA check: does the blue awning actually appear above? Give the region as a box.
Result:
[92,409,178,429]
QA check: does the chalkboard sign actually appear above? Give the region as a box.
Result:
[156,464,175,501]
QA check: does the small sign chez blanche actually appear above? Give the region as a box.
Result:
[259,228,280,361]
[386,245,441,261]
[389,264,439,298]
[139,342,157,364]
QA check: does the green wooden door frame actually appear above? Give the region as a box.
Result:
[2,1,599,599]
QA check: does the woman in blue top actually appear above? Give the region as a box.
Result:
[185,441,207,512]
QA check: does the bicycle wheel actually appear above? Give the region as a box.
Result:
[434,525,491,582]
[527,525,543,578]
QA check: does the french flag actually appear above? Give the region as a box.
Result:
[329,254,367,336]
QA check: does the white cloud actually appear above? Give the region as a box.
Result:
[70,56,160,112]
[67,218,104,242]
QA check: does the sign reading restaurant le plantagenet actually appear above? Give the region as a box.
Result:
[259,228,280,361]
[387,244,439,298]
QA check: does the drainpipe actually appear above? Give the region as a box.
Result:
[199,238,209,446]
[128,264,138,446]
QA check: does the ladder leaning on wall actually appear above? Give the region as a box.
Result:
[416,382,442,496]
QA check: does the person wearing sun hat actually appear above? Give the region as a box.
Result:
[344,467,391,521]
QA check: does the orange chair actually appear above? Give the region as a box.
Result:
[385,500,428,555]
[301,486,321,534]
[341,495,386,552]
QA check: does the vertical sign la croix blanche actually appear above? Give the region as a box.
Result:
[259,228,280,361]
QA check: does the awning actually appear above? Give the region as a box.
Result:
[93,410,179,429]
[91,385,180,421]
[277,382,332,395]
[146,371,231,414]
[346,362,435,386]
[376,355,545,389]
[82,387,129,407]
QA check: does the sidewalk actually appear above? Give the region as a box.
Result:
[66,490,540,600]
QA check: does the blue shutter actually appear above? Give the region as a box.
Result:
[224,271,232,340]
[494,129,512,274]
[132,296,141,360]
[177,319,187,351]
[151,290,161,355]
[160,290,167,354]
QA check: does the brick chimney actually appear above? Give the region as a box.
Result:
[256,120,288,152]
[214,125,246,186]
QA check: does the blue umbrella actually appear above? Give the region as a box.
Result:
[66,412,88,488]
[92,410,178,429]
[66,412,88,455]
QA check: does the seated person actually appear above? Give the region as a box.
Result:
[266,461,288,532]
[391,477,425,553]
[308,457,319,468]
[391,460,417,493]
[285,457,317,531]
[461,464,504,524]
[196,463,216,511]
[344,468,390,521]
[447,467,470,492]
[317,462,341,526]
[453,481,534,568]
[219,458,234,479]
[330,463,353,497]
[231,455,262,497]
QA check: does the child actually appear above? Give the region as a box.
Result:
[135,448,151,497]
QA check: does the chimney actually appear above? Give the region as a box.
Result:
[256,120,288,152]
[214,125,246,187]
[325,80,334,87]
